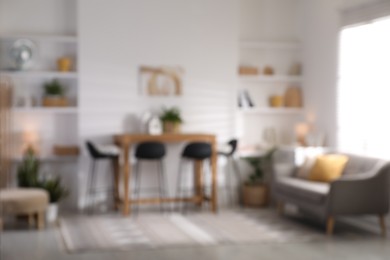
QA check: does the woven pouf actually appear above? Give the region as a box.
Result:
[0,188,49,230]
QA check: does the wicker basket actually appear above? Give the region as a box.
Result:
[242,184,268,207]
[42,97,69,107]
[53,145,79,156]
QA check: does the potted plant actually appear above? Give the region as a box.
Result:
[242,148,275,207]
[39,177,69,223]
[17,146,40,187]
[160,107,183,133]
[42,79,68,107]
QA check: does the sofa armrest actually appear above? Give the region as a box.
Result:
[327,162,390,216]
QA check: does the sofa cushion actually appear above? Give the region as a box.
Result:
[308,154,349,182]
[275,177,330,204]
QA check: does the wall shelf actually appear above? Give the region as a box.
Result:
[239,75,302,83]
[239,107,304,115]
[13,107,78,114]
[0,71,78,79]
[0,34,77,43]
[240,40,301,50]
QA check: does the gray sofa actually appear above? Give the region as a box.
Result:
[272,151,390,235]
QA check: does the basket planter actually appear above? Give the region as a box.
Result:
[163,121,181,133]
[42,96,68,107]
[242,183,268,207]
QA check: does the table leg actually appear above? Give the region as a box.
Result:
[122,143,131,216]
[194,160,203,207]
[210,138,218,213]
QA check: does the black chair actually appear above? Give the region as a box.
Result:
[176,142,212,212]
[85,141,119,214]
[218,139,242,206]
[133,141,168,215]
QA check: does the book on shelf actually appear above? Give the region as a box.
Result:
[238,90,254,108]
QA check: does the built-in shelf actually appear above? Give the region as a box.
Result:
[13,107,78,114]
[240,40,301,50]
[239,75,302,83]
[239,107,304,115]
[0,71,78,79]
[12,155,79,163]
[0,34,77,43]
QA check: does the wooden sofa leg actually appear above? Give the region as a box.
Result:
[36,212,45,230]
[277,201,284,216]
[379,214,387,237]
[326,216,335,236]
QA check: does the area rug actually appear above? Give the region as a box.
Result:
[59,210,333,252]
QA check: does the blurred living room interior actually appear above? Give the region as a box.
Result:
[2,0,390,259]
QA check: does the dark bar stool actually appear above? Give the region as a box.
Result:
[176,142,212,212]
[218,139,242,206]
[85,141,119,214]
[133,141,167,215]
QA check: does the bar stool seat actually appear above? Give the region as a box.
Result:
[133,141,168,215]
[176,142,212,212]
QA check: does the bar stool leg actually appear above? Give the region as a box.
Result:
[133,161,141,217]
[158,160,169,212]
[87,160,97,215]
[156,160,165,213]
[175,159,184,212]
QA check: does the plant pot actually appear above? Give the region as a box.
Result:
[242,184,268,207]
[42,96,69,107]
[163,121,181,133]
[46,203,58,223]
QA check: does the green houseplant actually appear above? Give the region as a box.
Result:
[42,79,68,107]
[242,148,275,207]
[17,147,40,187]
[17,147,69,223]
[39,177,69,223]
[160,107,183,133]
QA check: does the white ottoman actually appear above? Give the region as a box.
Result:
[0,188,49,229]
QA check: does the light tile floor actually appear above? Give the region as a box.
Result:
[1,211,390,260]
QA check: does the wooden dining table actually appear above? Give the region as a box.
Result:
[113,133,218,216]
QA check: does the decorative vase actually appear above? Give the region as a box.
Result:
[57,57,72,72]
[46,203,58,223]
[163,121,181,133]
[42,96,69,107]
[242,184,268,207]
[269,95,284,107]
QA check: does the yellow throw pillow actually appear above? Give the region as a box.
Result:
[308,154,349,182]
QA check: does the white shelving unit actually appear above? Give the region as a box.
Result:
[1,71,78,79]
[0,34,77,43]
[238,37,304,146]
[239,107,304,115]
[239,75,302,83]
[13,107,78,114]
[0,13,79,158]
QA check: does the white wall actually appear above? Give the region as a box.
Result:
[77,0,239,208]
